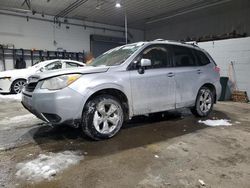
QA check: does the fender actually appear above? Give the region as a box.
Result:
[82,83,133,118]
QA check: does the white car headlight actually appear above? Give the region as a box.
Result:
[41,74,81,90]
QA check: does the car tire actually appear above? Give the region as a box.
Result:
[81,94,124,140]
[11,79,27,94]
[191,86,214,117]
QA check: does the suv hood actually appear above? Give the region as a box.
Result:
[30,66,109,81]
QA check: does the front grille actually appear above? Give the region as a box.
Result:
[25,82,38,92]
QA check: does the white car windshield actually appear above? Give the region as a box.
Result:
[88,43,144,67]
[31,60,56,69]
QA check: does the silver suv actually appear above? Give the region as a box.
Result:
[22,40,221,140]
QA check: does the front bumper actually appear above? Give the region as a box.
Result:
[22,87,86,125]
[0,79,12,93]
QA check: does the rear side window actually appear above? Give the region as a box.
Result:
[195,50,211,66]
[172,46,196,67]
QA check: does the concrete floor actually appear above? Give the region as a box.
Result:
[0,99,250,188]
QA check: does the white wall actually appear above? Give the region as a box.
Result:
[198,37,250,96]
[0,12,144,70]
[0,13,144,52]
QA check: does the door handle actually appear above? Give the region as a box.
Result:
[167,72,175,77]
[197,69,202,74]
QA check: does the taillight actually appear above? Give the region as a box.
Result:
[214,66,220,74]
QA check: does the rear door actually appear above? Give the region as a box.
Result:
[129,44,176,115]
[170,45,201,108]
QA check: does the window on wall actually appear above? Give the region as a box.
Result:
[172,45,196,67]
[141,45,171,68]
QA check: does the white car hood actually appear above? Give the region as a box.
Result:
[0,67,36,78]
[31,66,109,81]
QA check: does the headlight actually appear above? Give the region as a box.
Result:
[41,74,81,90]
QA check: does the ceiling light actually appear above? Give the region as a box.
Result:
[115,0,121,8]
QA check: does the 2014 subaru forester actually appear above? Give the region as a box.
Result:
[22,40,221,140]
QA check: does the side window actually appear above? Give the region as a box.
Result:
[45,61,62,70]
[173,46,196,67]
[195,50,211,66]
[65,62,83,68]
[141,46,170,68]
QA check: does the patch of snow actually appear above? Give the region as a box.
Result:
[154,155,159,158]
[0,114,37,125]
[16,151,83,182]
[198,179,206,186]
[0,94,22,102]
[198,119,232,126]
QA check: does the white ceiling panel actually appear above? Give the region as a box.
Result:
[0,0,233,29]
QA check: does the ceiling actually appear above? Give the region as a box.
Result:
[0,0,232,29]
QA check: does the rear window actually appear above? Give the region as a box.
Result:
[195,50,211,66]
[172,45,196,67]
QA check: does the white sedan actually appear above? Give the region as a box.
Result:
[0,59,85,94]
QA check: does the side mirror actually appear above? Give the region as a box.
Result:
[39,67,45,72]
[140,58,151,67]
[138,58,151,74]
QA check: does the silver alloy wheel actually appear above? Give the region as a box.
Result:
[13,80,26,94]
[199,89,212,113]
[93,102,122,134]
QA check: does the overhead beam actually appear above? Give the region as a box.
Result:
[21,0,31,10]
[55,0,88,20]
[146,0,232,24]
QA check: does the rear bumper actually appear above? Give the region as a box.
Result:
[22,87,86,125]
[214,80,222,102]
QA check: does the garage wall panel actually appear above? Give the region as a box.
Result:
[0,14,144,53]
[198,37,250,96]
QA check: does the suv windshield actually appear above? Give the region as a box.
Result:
[88,43,143,67]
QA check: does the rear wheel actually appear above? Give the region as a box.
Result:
[81,95,124,140]
[191,86,214,117]
[11,79,26,94]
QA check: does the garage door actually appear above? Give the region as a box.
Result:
[90,35,126,58]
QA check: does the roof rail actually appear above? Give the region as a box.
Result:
[154,39,165,41]
[185,41,198,47]
[152,39,200,48]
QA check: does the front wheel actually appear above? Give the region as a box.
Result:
[11,79,27,94]
[81,95,124,140]
[191,86,214,117]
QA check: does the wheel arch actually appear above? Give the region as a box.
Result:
[84,88,130,121]
[10,78,27,93]
[200,83,217,103]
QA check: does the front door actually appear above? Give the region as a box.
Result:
[129,45,176,115]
